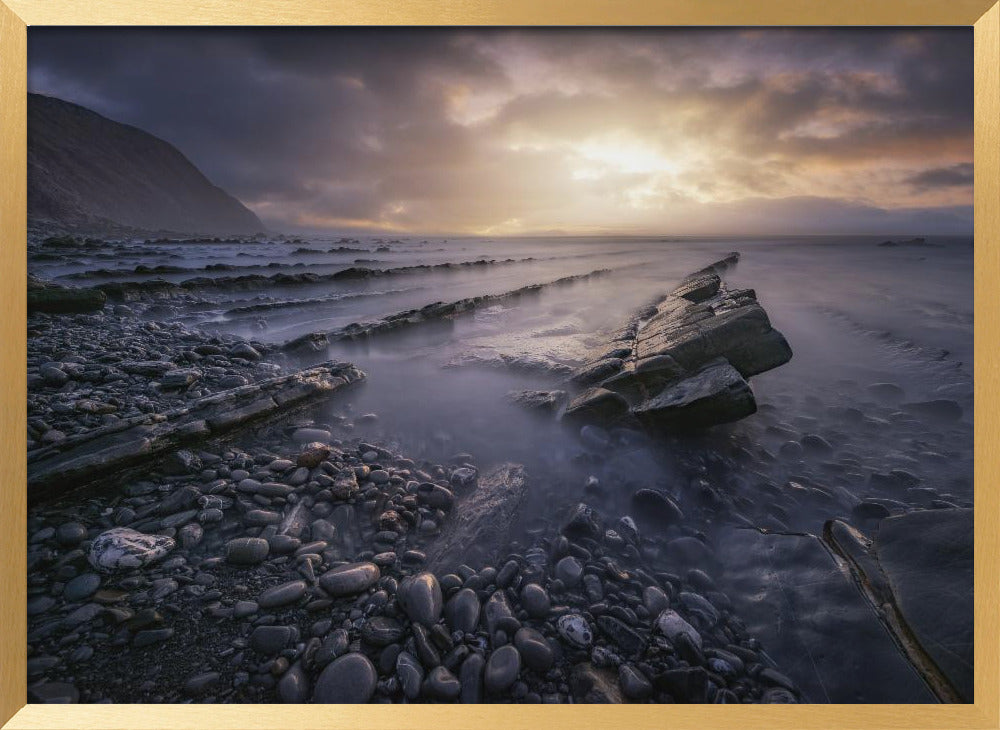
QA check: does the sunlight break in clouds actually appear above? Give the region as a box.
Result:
[28,28,973,236]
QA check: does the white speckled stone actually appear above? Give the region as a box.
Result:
[88,528,175,572]
[655,609,703,650]
[556,613,593,648]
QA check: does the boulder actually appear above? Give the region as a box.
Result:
[505,389,568,415]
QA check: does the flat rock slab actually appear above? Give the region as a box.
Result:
[426,463,527,572]
[714,527,936,703]
[874,509,973,702]
[283,269,609,353]
[27,361,365,502]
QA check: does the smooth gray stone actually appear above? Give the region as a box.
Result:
[313,653,376,703]
[56,522,88,546]
[28,681,80,703]
[459,653,484,704]
[513,627,553,671]
[426,665,461,701]
[554,556,583,587]
[874,508,974,702]
[713,527,936,703]
[396,651,424,700]
[484,644,521,695]
[258,580,306,609]
[226,537,270,565]
[277,661,309,703]
[63,573,101,603]
[483,590,515,636]
[133,628,174,648]
[318,562,380,597]
[520,583,551,619]
[619,663,653,699]
[399,572,443,627]
[643,586,670,616]
[250,625,294,655]
[183,671,220,697]
[445,588,481,633]
[361,616,405,647]
[631,489,684,527]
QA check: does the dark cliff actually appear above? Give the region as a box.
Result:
[28,93,264,235]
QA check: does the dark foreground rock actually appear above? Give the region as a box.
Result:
[559,253,792,433]
[27,361,365,501]
[28,275,106,314]
[27,425,797,704]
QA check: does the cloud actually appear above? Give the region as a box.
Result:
[905,163,974,189]
[27,28,973,235]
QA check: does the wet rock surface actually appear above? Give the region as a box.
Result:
[553,254,792,433]
[714,526,937,703]
[27,412,805,704]
[27,318,364,501]
[26,241,973,705]
[870,509,974,701]
[282,268,611,353]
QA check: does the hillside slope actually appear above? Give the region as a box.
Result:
[28,93,264,235]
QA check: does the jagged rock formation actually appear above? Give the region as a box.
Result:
[561,253,792,432]
[28,93,263,235]
[27,361,364,501]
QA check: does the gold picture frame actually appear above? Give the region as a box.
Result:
[1,1,997,728]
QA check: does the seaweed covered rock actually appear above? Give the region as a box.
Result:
[28,274,106,314]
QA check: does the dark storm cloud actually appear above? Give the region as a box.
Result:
[28,27,973,234]
[905,163,975,189]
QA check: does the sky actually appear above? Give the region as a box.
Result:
[28,28,973,236]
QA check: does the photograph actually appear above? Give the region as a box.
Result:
[23,26,974,706]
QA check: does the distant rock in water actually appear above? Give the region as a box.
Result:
[877,237,940,248]
[28,93,263,235]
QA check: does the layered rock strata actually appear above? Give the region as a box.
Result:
[562,253,792,432]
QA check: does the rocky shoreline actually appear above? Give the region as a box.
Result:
[27,427,801,704]
[25,251,972,705]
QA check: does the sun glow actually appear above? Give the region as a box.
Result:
[571,135,682,176]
